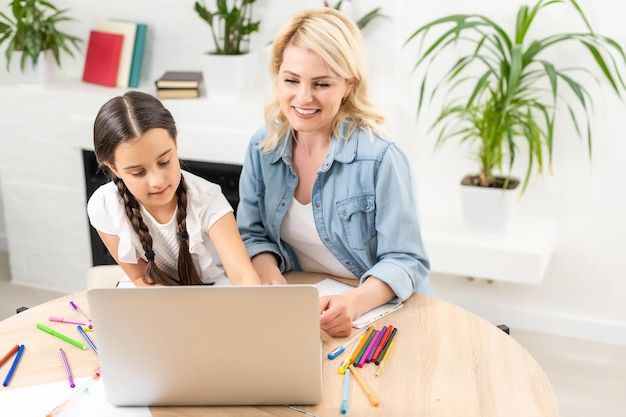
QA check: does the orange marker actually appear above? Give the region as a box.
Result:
[349,364,379,407]
[349,326,375,364]
[0,345,19,367]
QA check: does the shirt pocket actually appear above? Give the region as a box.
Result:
[336,194,376,250]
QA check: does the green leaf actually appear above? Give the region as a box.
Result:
[405,0,626,194]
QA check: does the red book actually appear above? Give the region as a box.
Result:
[82,30,124,87]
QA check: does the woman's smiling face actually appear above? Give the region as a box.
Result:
[277,44,351,138]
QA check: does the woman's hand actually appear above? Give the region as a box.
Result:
[319,277,396,337]
[319,294,355,337]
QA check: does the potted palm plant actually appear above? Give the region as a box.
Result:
[406,0,626,235]
[0,0,81,83]
[194,0,261,95]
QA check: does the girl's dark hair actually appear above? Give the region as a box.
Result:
[93,91,203,286]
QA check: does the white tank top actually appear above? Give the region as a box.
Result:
[140,205,180,280]
[280,199,354,278]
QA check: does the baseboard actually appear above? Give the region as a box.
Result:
[443,297,626,346]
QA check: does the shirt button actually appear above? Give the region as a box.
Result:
[315,203,320,208]
[324,238,329,242]
[345,261,351,265]
[365,205,369,210]
[281,202,286,206]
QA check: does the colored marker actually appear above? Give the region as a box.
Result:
[375,338,397,377]
[0,344,19,367]
[49,316,87,326]
[341,367,350,414]
[77,325,98,354]
[69,301,92,329]
[349,364,379,407]
[59,348,75,388]
[338,335,364,374]
[327,326,369,360]
[366,325,386,363]
[357,329,380,368]
[371,325,393,363]
[375,327,397,365]
[353,328,376,367]
[2,344,25,387]
[349,326,374,364]
[364,328,384,365]
[36,323,87,350]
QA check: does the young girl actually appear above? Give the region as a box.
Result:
[87,91,260,286]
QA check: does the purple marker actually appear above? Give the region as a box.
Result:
[69,301,92,329]
[59,348,75,388]
[358,329,381,368]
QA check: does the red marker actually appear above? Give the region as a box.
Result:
[371,325,393,363]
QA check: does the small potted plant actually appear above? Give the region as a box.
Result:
[325,0,386,30]
[405,0,626,235]
[0,0,82,83]
[194,0,261,95]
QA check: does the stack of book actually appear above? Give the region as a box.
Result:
[155,71,204,99]
[82,19,148,88]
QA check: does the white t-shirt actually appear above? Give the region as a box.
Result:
[281,198,354,279]
[87,170,233,284]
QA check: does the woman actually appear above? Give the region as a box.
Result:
[237,8,431,336]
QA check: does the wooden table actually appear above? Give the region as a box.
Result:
[0,273,559,416]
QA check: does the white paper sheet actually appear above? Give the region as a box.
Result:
[0,376,151,417]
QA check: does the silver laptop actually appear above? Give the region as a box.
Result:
[87,285,322,406]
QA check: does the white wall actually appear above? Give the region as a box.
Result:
[0,0,624,345]
[0,177,5,251]
[395,0,626,346]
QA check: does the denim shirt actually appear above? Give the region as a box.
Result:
[236,124,432,301]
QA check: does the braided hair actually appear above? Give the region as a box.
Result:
[94,91,203,285]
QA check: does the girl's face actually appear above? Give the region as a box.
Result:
[277,44,351,138]
[106,128,181,216]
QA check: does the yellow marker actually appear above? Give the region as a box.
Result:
[337,335,364,374]
[375,338,396,377]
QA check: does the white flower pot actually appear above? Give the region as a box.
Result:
[10,50,56,84]
[201,51,259,97]
[459,176,520,237]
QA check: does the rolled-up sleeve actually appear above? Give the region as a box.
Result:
[362,144,432,301]
[236,130,284,266]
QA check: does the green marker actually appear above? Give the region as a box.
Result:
[36,323,87,350]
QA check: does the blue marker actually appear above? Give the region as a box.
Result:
[2,344,25,387]
[327,326,369,360]
[341,367,350,414]
[77,325,98,354]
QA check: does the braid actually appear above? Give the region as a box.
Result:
[176,175,204,285]
[114,177,179,286]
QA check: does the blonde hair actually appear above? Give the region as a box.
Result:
[260,7,385,152]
